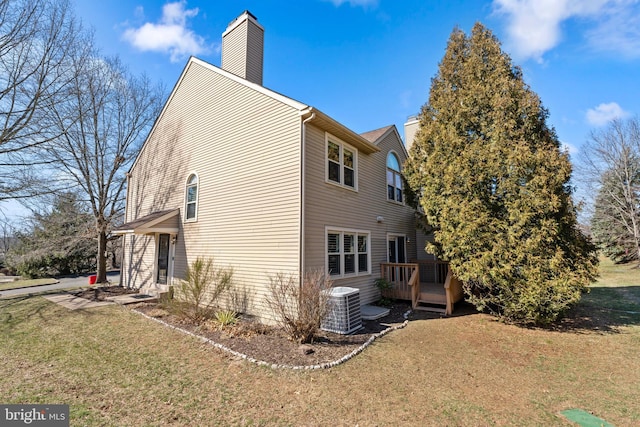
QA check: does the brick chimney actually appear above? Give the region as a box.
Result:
[221,10,264,85]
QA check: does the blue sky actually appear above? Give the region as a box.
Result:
[3,0,640,219]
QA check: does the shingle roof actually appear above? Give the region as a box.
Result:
[360,125,394,143]
[113,209,179,232]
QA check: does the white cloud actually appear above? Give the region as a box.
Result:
[122,1,209,63]
[493,0,640,61]
[585,2,640,59]
[586,102,630,126]
[326,0,378,7]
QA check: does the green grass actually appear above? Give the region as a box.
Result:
[0,258,639,425]
[0,278,58,291]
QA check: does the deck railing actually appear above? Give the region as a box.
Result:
[408,267,420,308]
[381,260,462,313]
[379,263,419,301]
[415,260,449,286]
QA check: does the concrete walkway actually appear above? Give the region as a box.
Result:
[42,291,155,310]
[43,293,115,310]
[0,271,120,298]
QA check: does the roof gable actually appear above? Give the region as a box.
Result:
[130,56,385,173]
[190,57,308,110]
[360,125,394,144]
[360,125,408,158]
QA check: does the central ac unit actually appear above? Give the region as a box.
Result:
[321,286,362,334]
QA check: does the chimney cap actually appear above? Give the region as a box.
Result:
[242,10,258,20]
[224,10,264,35]
[227,10,259,27]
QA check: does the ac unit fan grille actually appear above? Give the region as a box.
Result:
[321,287,362,334]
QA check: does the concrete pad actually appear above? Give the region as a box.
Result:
[43,293,114,310]
[361,304,390,320]
[105,294,157,305]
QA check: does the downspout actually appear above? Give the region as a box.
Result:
[300,109,315,283]
[122,172,131,288]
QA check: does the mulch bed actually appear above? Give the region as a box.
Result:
[71,285,441,366]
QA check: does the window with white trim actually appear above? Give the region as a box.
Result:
[387,152,403,203]
[327,229,370,277]
[327,137,357,189]
[185,174,198,221]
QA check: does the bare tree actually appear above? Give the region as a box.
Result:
[0,0,79,199]
[41,47,164,283]
[581,118,640,264]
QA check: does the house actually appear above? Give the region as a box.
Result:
[115,11,461,320]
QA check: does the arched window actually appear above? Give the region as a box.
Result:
[185,173,198,221]
[386,152,403,203]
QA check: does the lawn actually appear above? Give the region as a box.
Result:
[1,258,639,426]
[0,278,58,291]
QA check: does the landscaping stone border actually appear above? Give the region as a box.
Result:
[131,308,413,370]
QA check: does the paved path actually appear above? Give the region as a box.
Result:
[0,272,120,298]
[42,293,115,310]
[42,291,154,310]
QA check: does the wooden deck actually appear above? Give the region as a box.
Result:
[380,260,464,315]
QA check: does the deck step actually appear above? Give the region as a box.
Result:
[414,305,446,314]
[419,292,447,304]
[414,298,447,314]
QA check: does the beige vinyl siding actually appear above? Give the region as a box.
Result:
[304,125,417,305]
[154,215,180,230]
[221,16,263,85]
[123,60,302,320]
[221,21,247,79]
[415,229,437,261]
[121,234,156,290]
[245,20,264,85]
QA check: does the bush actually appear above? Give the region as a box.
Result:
[374,278,393,307]
[266,270,333,344]
[0,267,16,276]
[214,310,238,328]
[167,257,233,323]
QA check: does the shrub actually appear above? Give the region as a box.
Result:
[0,267,16,276]
[214,310,238,328]
[167,257,233,323]
[266,270,333,344]
[374,278,393,307]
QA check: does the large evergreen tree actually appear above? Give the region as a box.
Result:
[404,23,598,324]
[6,192,95,277]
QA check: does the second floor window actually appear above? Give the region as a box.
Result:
[327,137,356,190]
[185,173,198,221]
[387,152,403,203]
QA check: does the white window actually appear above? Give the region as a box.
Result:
[185,173,198,221]
[327,135,357,190]
[387,152,403,203]
[327,228,370,277]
